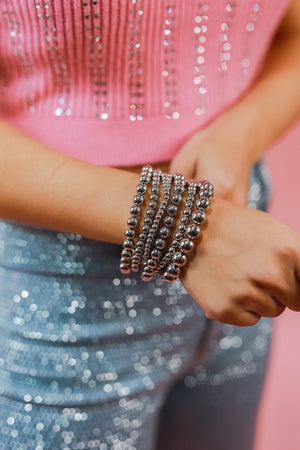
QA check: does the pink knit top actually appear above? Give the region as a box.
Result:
[0,0,290,166]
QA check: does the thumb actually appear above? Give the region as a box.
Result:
[169,150,196,179]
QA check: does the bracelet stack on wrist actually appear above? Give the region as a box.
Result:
[120,164,214,283]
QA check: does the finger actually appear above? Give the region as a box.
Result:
[214,310,261,327]
[250,259,300,312]
[290,229,300,286]
[169,152,196,179]
[204,302,262,327]
[251,296,286,318]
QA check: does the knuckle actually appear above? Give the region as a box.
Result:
[263,265,284,287]
[215,305,233,323]
[288,303,300,312]
[204,308,215,321]
[204,304,231,322]
[247,315,261,326]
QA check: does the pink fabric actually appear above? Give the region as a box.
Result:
[0,0,290,166]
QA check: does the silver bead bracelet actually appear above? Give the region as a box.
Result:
[119,165,214,282]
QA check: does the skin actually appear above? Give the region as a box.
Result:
[0,1,300,326]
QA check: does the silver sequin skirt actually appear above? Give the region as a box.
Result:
[0,160,273,450]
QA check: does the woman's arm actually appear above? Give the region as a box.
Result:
[0,120,140,245]
[170,0,300,205]
[0,121,300,326]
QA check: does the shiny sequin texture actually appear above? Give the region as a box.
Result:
[0,161,273,448]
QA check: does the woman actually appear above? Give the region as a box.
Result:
[0,1,299,449]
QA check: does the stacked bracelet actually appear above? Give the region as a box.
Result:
[120,165,153,275]
[120,165,214,282]
[141,172,173,282]
[131,168,162,273]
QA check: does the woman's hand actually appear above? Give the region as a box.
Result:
[169,122,255,207]
[179,198,300,326]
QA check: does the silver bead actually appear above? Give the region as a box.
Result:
[121,250,132,259]
[149,201,157,209]
[144,217,152,225]
[155,238,165,249]
[120,264,131,274]
[196,197,211,209]
[127,217,138,228]
[141,273,153,282]
[174,231,183,240]
[147,259,157,269]
[151,249,161,260]
[173,252,187,267]
[159,227,170,238]
[134,195,144,205]
[146,209,155,217]
[186,224,200,239]
[143,266,154,275]
[130,205,141,216]
[123,239,134,249]
[167,204,178,216]
[142,165,153,172]
[199,179,209,188]
[163,216,173,227]
[125,228,135,238]
[185,201,194,209]
[191,209,206,224]
[183,208,192,216]
[179,239,194,253]
[180,216,189,225]
[152,186,160,194]
[139,233,148,241]
[174,185,185,194]
[136,240,145,249]
[136,184,147,194]
[178,224,185,233]
[167,263,180,277]
[150,194,158,201]
[139,175,149,184]
[171,194,182,205]
[142,225,150,234]
[162,272,177,283]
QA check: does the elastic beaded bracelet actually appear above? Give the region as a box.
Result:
[160,180,198,282]
[120,165,153,274]
[158,173,187,271]
[141,172,173,282]
[131,168,162,273]
[119,165,214,283]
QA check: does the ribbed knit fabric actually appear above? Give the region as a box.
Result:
[0,0,290,166]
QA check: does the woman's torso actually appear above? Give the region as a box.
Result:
[0,0,290,167]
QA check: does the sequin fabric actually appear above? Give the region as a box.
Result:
[0,161,273,450]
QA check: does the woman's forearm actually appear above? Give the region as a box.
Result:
[0,120,140,245]
[205,7,300,164]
